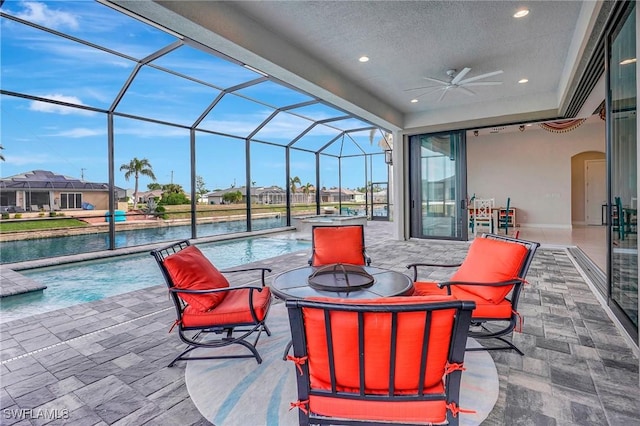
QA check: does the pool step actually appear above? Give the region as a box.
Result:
[0,269,46,297]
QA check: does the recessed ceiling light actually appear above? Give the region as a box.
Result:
[513,9,529,18]
[518,78,529,84]
[620,58,637,65]
[359,56,370,63]
[410,99,418,103]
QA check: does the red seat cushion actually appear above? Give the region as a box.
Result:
[181,286,271,327]
[412,281,448,296]
[300,295,458,423]
[302,295,457,392]
[450,237,528,303]
[309,388,447,424]
[312,226,365,266]
[163,245,229,312]
[412,282,513,319]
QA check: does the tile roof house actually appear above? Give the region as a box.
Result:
[206,186,287,205]
[0,170,125,212]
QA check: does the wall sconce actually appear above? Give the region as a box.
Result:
[519,125,525,132]
[473,130,479,137]
[384,149,393,165]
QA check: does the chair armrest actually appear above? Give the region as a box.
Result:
[364,250,372,266]
[169,284,265,295]
[438,277,525,289]
[406,262,462,282]
[219,267,272,273]
[219,267,272,286]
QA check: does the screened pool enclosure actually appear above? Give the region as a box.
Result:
[0,0,391,262]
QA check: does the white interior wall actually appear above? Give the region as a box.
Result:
[467,119,605,228]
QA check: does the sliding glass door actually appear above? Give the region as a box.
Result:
[409,131,467,240]
[608,2,638,341]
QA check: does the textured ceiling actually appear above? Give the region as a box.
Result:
[114,0,607,132]
[230,1,580,110]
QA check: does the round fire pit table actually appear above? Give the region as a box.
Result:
[271,265,413,300]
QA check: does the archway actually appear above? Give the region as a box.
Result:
[571,151,606,225]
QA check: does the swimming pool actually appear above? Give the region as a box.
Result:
[0,236,310,323]
[0,216,286,264]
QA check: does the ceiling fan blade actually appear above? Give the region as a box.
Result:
[423,77,450,85]
[458,86,476,96]
[437,88,449,102]
[450,67,471,85]
[463,81,502,87]
[403,84,444,92]
[414,87,446,99]
[458,70,504,85]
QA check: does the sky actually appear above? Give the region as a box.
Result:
[1,0,390,193]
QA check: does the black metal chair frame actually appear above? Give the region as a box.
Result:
[150,239,272,366]
[497,197,511,235]
[286,298,475,426]
[615,196,637,240]
[307,224,371,266]
[407,233,540,355]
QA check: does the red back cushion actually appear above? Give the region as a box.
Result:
[312,226,365,266]
[163,245,229,312]
[451,238,528,303]
[301,295,457,392]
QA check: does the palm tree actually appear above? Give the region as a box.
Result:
[302,182,313,203]
[289,176,301,204]
[289,175,301,193]
[120,157,156,210]
[369,129,393,150]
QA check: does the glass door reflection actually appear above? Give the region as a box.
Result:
[409,131,467,240]
[608,2,638,339]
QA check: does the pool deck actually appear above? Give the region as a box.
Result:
[1,221,638,425]
[0,269,46,297]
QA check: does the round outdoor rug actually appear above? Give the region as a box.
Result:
[185,303,499,426]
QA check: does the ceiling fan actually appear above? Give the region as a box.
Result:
[406,67,504,102]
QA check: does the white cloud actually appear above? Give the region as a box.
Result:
[51,128,105,138]
[15,2,79,30]
[4,152,50,166]
[29,94,96,116]
[113,124,189,139]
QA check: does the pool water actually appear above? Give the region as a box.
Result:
[0,236,310,323]
[0,216,286,264]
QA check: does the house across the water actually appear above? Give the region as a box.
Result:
[0,170,126,212]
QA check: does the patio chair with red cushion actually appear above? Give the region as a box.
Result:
[150,240,272,366]
[407,233,540,355]
[308,225,371,266]
[286,295,475,426]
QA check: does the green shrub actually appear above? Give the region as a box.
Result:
[38,212,45,217]
[155,205,168,219]
[1,213,9,220]
[142,198,158,216]
[160,192,190,205]
[14,213,22,219]
[49,212,57,217]
[222,190,243,204]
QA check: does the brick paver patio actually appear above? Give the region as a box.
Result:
[1,221,638,425]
